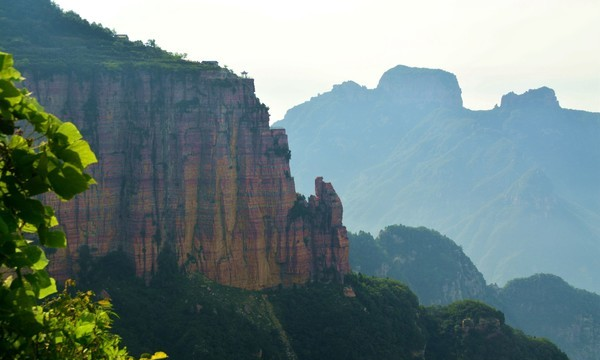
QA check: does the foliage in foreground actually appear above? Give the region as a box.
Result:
[0,51,165,359]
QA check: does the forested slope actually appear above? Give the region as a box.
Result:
[350,225,600,360]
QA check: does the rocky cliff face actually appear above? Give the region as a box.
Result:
[25,67,349,290]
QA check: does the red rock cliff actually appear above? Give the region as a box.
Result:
[25,67,349,289]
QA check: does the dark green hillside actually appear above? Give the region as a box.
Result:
[350,225,488,305]
[490,274,600,360]
[267,275,424,360]
[350,223,600,360]
[80,251,568,360]
[423,300,566,360]
[0,0,208,72]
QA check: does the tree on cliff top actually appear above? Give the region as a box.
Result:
[0,51,166,359]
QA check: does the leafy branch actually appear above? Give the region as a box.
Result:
[0,51,166,359]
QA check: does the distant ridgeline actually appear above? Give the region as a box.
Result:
[274,64,600,295]
[350,225,600,360]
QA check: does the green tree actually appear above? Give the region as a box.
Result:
[0,51,166,359]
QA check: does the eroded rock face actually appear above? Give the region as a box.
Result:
[25,67,349,290]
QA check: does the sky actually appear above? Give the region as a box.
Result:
[52,0,600,121]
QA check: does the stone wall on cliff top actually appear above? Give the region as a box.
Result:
[24,67,349,290]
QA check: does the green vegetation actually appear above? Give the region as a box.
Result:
[268,274,424,360]
[490,274,600,360]
[0,51,164,359]
[34,281,166,360]
[350,225,487,305]
[79,256,568,360]
[351,223,600,360]
[288,193,309,221]
[79,253,289,360]
[0,0,218,73]
[423,300,566,360]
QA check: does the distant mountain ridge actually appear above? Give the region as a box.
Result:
[274,65,600,294]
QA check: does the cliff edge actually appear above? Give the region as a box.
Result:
[25,67,348,290]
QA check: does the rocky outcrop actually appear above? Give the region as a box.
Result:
[500,86,560,110]
[375,65,463,108]
[25,67,349,290]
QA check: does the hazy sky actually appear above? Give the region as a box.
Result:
[53,0,600,121]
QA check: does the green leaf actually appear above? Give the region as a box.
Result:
[0,79,22,100]
[39,227,66,248]
[75,314,96,339]
[0,52,21,81]
[0,209,18,233]
[12,148,38,168]
[48,163,89,200]
[86,174,97,186]
[21,222,38,233]
[13,282,38,308]
[38,276,57,299]
[44,206,59,227]
[0,52,15,72]
[58,139,98,169]
[54,122,82,144]
[32,305,44,325]
[0,115,15,134]
[0,215,10,234]
[13,198,46,226]
[1,238,17,256]
[8,134,29,150]
[23,175,50,196]
[29,111,52,133]
[8,250,35,268]
[24,270,56,299]
[23,245,49,270]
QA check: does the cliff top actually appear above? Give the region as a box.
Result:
[375,65,463,108]
[500,86,561,110]
[0,0,231,74]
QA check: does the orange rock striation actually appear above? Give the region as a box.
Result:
[25,67,349,289]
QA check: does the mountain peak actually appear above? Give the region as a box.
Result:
[328,80,368,100]
[500,87,560,110]
[376,65,463,108]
